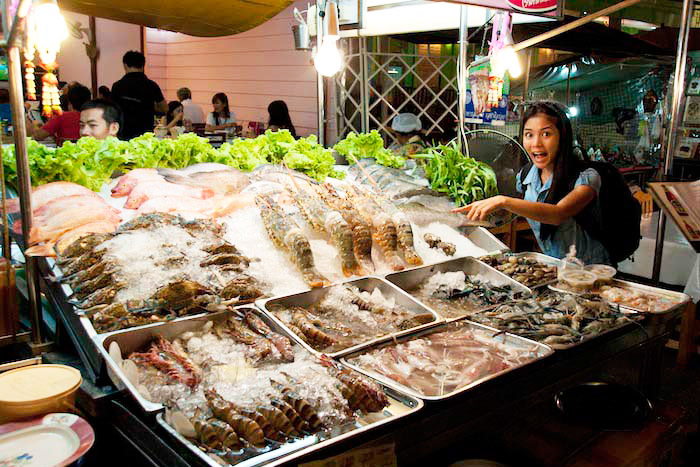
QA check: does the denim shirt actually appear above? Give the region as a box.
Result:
[516,165,611,265]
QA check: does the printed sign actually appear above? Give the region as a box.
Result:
[426,0,563,18]
[506,0,559,13]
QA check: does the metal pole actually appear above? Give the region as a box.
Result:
[565,64,571,106]
[316,3,326,145]
[523,48,532,101]
[457,5,468,149]
[6,17,44,343]
[360,36,369,133]
[651,0,693,283]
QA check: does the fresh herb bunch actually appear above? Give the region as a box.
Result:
[419,140,498,207]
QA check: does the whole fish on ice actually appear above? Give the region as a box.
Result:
[23,195,121,255]
[347,161,439,199]
[3,181,99,215]
[111,168,164,197]
[124,181,215,209]
[158,168,250,195]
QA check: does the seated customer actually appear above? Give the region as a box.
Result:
[27,83,91,145]
[98,85,111,100]
[177,87,205,125]
[267,100,296,138]
[166,101,184,129]
[79,99,121,140]
[205,92,236,132]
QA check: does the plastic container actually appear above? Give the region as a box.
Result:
[559,269,597,292]
[154,125,168,138]
[0,365,82,422]
[585,264,617,284]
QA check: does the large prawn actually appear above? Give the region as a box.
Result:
[346,187,404,271]
[286,184,363,277]
[255,194,329,288]
[317,184,375,273]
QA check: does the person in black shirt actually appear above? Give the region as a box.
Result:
[111,51,167,140]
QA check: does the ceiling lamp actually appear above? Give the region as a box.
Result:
[313,1,342,77]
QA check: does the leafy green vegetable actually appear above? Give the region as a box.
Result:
[420,140,498,207]
[333,130,405,169]
[2,129,345,190]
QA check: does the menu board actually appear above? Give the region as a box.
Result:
[649,180,700,251]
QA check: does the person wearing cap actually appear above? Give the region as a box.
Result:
[389,113,426,158]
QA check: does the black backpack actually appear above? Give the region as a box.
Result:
[519,161,641,265]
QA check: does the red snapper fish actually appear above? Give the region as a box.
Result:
[21,195,121,256]
[3,181,99,215]
[123,181,215,209]
[111,168,164,197]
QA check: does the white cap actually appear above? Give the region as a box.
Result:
[391,113,422,133]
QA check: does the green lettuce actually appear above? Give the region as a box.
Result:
[333,130,405,168]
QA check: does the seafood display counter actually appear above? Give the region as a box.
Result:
[8,165,691,465]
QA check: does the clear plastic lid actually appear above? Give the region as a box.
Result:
[585,264,617,281]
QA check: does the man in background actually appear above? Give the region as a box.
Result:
[111,50,167,140]
[80,99,121,140]
[26,82,91,145]
[177,87,205,125]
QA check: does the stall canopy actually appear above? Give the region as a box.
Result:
[510,57,668,93]
[391,16,673,58]
[638,26,700,52]
[57,0,293,37]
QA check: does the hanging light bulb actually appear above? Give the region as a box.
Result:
[313,1,342,77]
[489,12,522,79]
[32,0,69,66]
[314,37,342,77]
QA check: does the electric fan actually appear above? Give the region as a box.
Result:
[463,129,531,227]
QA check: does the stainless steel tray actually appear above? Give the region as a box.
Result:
[479,251,560,289]
[461,226,508,254]
[96,307,258,413]
[99,304,424,467]
[156,383,422,467]
[464,291,643,351]
[341,318,553,401]
[256,277,442,359]
[549,279,691,314]
[383,256,531,320]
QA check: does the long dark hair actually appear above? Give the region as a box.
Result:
[267,100,296,138]
[212,92,230,124]
[522,101,581,240]
[166,101,183,125]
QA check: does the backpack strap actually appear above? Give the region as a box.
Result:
[518,162,532,190]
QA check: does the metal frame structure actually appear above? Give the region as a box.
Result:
[335,39,459,144]
[652,0,694,283]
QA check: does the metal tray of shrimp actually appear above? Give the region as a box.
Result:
[340,318,553,402]
[383,256,532,321]
[97,305,424,467]
[548,279,691,314]
[95,307,269,413]
[478,252,560,289]
[155,383,422,467]
[255,277,443,359]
